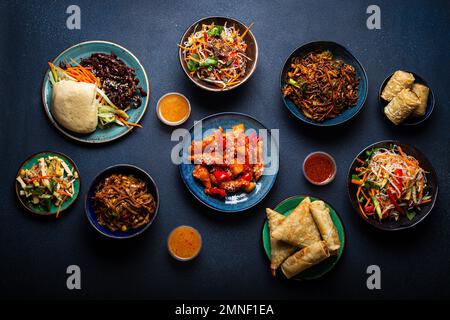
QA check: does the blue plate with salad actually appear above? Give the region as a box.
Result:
[348,141,438,231]
[42,40,149,143]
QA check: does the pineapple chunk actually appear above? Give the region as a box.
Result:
[229,163,244,177]
[242,182,256,193]
[232,123,245,137]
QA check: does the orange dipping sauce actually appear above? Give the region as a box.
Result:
[157,93,190,125]
[168,226,202,261]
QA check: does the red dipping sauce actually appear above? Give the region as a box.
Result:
[303,152,336,185]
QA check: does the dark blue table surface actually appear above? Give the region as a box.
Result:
[0,0,449,299]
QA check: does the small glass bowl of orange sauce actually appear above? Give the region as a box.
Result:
[167,225,202,261]
[157,92,191,126]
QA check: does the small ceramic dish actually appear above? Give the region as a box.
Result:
[156,92,191,126]
[302,151,337,186]
[167,225,202,261]
[378,71,435,126]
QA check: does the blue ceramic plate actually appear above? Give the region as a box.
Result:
[179,112,279,212]
[85,164,159,239]
[42,40,149,143]
[280,41,368,126]
[379,71,435,126]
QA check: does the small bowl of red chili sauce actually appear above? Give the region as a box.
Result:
[303,151,337,186]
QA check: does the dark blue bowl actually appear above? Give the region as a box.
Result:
[379,71,435,126]
[85,164,159,239]
[347,141,438,231]
[280,41,368,126]
[179,112,279,213]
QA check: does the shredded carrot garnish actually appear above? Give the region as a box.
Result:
[238,22,254,42]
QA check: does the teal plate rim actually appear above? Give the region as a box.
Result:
[41,40,150,144]
[14,150,81,216]
[261,194,346,281]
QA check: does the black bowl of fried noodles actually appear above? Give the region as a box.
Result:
[85,164,159,239]
[280,41,368,126]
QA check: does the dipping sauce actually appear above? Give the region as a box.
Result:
[157,93,190,125]
[168,226,202,261]
[303,152,336,185]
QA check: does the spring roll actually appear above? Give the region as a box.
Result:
[271,197,321,248]
[381,70,415,102]
[309,200,340,255]
[411,83,429,117]
[384,88,420,125]
[281,241,330,279]
[266,208,297,276]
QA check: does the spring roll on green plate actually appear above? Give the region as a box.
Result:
[266,208,297,276]
[310,200,341,255]
[281,241,330,279]
[271,197,321,248]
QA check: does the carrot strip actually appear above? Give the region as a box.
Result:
[358,201,367,219]
[29,175,55,182]
[238,22,254,42]
[56,195,67,219]
[351,179,363,185]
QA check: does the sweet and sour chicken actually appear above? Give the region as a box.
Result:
[190,124,264,198]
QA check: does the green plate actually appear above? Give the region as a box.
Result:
[15,151,81,216]
[262,195,345,280]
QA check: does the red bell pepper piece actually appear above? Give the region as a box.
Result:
[203,32,208,42]
[394,169,403,195]
[364,204,374,214]
[213,170,231,182]
[207,187,227,198]
[387,189,404,214]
